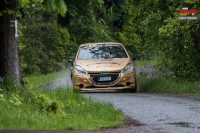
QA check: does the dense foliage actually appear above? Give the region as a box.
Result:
[115,0,200,81]
[17,0,200,81]
[58,0,114,44]
[18,1,114,75]
[0,86,124,130]
[18,4,70,74]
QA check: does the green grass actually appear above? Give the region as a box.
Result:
[134,60,157,66]
[134,60,200,94]
[0,69,125,130]
[23,69,70,88]
[0,87,124,130]
[3,60,200,130]
[138,75,200,94]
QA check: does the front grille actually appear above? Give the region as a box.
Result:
[89,73,120,85]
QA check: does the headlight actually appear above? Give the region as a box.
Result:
[74,65,87,75]
[121,63,133,73]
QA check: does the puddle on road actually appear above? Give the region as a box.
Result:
[167,122,193,128]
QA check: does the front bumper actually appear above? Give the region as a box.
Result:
[72,71,136,91]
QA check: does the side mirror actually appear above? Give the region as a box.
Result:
[0,76,3,85]
[68,59,73,64]
[131,57,136,61]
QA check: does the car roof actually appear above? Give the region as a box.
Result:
[80,42,123,47]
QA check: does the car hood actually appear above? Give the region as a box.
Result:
[75,58,131,73]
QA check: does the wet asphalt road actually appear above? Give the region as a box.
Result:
[83,92,200,133]
[16,66,200,133]
[42,78,200,133]
[2,92,200,133]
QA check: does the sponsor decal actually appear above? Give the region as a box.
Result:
[83,79,88,82]
[87,63,96,66]
[96,62,118,64]
[96,66,110,68]
[101,59,113,61]
[79,78,83,82]
[127,77,131,80]
[122,78,126,81]
[87,62,118,66]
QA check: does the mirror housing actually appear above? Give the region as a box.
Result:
[68,59,73,64]
[131,57,136,61]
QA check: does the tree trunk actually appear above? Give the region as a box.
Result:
[0,0,22,85]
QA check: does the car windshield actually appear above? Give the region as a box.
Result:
[77,44,128,60]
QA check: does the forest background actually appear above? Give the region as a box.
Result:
[16,0,200,81]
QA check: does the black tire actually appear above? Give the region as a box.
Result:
[129,87,137,93]
[128,78,137,93]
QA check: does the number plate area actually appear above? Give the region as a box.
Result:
[89,73,120,85]
[98,77,111,81]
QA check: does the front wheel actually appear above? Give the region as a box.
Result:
[128,86,137,93]
[128,78,138,93]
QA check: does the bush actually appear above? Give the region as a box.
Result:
[19,9,71,75]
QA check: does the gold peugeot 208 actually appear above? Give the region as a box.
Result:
[68,42,137,92]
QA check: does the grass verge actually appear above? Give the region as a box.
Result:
[134,60,157,66]
[23,69,70,88]
[138,75,200,94]
[134,60,200,94]
[0,87,124,130]
[0,69,125,130]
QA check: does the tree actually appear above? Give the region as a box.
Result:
[116,0,200,81]
[57,0,114,44]
[0,0,21,84]
[19,8,71,74]
[0,0,67,85]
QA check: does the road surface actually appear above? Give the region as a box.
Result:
[35,66,200,133]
